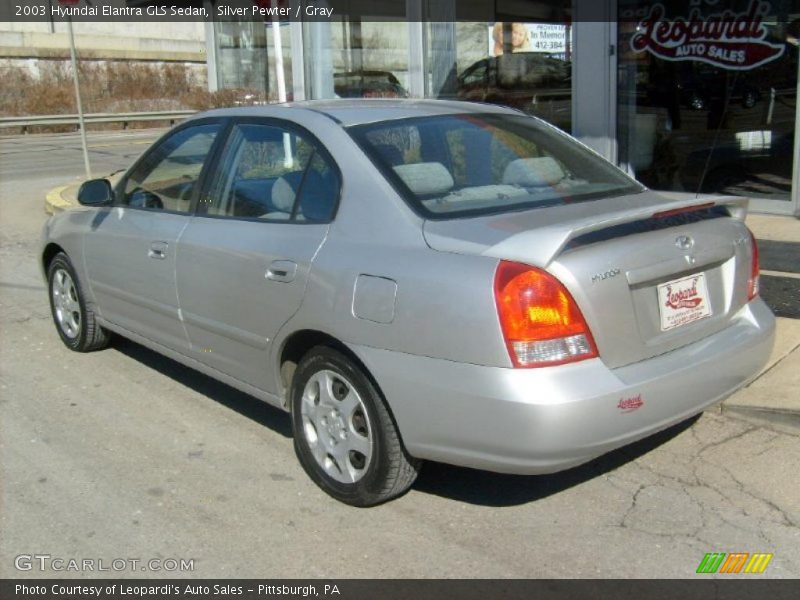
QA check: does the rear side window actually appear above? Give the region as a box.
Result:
[349,114,643,220]
[202,123,339,223]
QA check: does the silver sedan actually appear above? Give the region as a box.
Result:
[40,100,775,506]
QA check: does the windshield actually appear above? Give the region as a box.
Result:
[349,113,645,219]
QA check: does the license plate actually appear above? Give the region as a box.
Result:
[657,272,712,331]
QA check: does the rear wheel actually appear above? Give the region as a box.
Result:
[742,90,758,109]
[689,94,706,111]
[47,252,110,352]
[290,346,420,506]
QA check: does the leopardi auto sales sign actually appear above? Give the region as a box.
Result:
[631,0,785,70]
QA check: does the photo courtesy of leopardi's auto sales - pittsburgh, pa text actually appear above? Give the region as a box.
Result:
[1,0,800,599]
[13,583,336,598]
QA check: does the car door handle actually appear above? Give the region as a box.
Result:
[266,260,297,283]
[148,241,169,260]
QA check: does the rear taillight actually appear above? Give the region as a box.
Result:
[494,261,598,368]
[748,230,760,301]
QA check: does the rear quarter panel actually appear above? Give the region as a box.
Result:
[290,240,510,367]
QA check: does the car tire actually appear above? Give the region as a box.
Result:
[47,252,111,352]
[290,346,421,506]
[689,95,706,111]
[742,91,757,109]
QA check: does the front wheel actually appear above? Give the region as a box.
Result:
[290,346,421,506]
[47,252,111,352]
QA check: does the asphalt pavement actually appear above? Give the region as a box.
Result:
[1,131,799,579]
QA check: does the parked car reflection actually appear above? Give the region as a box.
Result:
[453,52,572,130]
[333,71,409,99]
[676,64,762,111]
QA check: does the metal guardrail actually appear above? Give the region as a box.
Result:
[0,110,197,132]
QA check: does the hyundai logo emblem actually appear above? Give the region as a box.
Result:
[675,235,694,250]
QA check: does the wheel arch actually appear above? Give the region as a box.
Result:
[278,329,374,405]
[277,330,405,442]
[42,242,66,274]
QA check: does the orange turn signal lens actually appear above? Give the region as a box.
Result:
[494,261,598,368]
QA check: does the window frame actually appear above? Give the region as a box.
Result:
[193,117,343,225]
[113,117,229,216]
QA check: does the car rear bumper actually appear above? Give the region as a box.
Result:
[350,298,775,475]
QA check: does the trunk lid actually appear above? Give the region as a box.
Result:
[423,191,755,369]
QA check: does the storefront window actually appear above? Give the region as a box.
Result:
[265,22,295,100]
[302,18,410,100]
[214,19,295,102]
[215,3,574,133]
[429,20,573,132]
[215,20,269,94]
[618,0,799,203]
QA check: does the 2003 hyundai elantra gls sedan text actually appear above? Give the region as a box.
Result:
[41,100,775,506]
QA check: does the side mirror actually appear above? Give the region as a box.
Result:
[77,179,114,207]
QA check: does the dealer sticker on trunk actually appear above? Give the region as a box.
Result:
[657,272,712,331]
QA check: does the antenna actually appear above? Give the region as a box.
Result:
[694,69,742,198]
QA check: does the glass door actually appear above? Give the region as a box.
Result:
[617,0,799,216]
[751,52,800,215]
[421,1,575,133]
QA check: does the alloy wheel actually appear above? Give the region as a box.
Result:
[300,369,373,484]
[52,268,81,339]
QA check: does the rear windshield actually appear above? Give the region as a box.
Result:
[348,113,644,219]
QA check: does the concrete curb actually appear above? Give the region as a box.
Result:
[45,184,78,215]
[722,405,800,432]
[45,174,123,215]
[721,317,800,430]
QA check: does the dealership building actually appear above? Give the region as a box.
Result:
[201,0,800,216]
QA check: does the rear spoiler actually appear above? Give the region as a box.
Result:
[485,195,749,267]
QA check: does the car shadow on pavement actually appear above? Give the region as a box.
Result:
[111,337,293,439]
[110,336,700,508]
[412,415,700,507]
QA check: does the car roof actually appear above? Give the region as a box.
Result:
[194,99,519,127]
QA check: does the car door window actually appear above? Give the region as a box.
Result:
[203,122,340,223]
[121,123,221,213]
